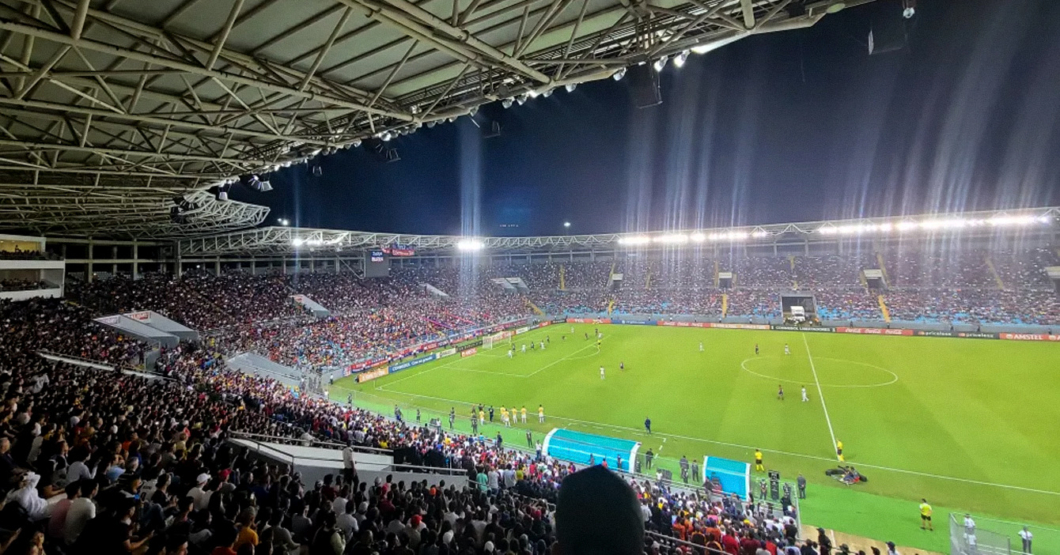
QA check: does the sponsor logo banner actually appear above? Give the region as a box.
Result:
[999,333,1060,342]
[551,318,567,325]
[772,325,834,332]
[461,348,478,358]
[97,316,120,325]
[358,367,388,383]
[710,323,772,331]
[612,319,656,326]
[389,354,436,374]
[836,327,913,336]
[463,339,484,350]
[915,330,999,339]
[292,295,305,303]
[535,322,552,329]
[515,326,530,335]
[658,321,709,328]
[437,348,458,359]
[128,311,151,322]
[567,317,612,324]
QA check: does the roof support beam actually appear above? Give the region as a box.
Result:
[206,0,246,71]
[740,0,755,29]
[0,19,413,121]
[69,0,91,40]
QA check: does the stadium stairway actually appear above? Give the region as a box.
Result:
[228,352,301,388]
[721,293,728,318]
[714,259,720,287]
[985,257,1006,289]
[559,265,566,290]
[877,294,891,322]
[876,252,889,283]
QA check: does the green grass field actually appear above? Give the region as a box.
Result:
[331,323,1060,554]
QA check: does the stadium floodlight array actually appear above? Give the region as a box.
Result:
[292,237,342,247]
[456,238,485,252]
[816,214,1051,235]
[618,230,765,246]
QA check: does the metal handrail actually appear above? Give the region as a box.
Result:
[227,430,392,455]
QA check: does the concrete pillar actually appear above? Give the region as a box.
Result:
[132,241,139,278]
[215,257,221,275]
[112,245,119,274]
[250,258,256,275]
[282,257,287,275]
[335,257,341,274]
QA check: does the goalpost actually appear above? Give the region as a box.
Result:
[483,331,507,349]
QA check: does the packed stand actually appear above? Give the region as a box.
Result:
[990,248,1059,290]
[0,296,809,555]
[67,270,303,331]
[727,257,793,289]
[725,290,780,320]
[813,289,882,322]
[794,255,872,288]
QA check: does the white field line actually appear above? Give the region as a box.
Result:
[803,333,839,459]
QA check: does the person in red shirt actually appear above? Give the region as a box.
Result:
[722,532,741,555]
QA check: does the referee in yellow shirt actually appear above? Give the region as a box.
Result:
[919,498,933,530]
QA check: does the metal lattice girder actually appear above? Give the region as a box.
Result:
[177,207,1060,257]
[0,0,871,238]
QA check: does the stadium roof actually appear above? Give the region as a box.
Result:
[177,206,1060,257]
[0,0,873,239]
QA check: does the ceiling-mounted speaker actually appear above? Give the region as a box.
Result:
[627,64,662,108]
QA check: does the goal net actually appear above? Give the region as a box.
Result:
[483,332,506,349]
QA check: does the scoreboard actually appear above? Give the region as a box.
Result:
[363,250,389,278]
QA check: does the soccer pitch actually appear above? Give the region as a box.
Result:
[333,323,1060,553]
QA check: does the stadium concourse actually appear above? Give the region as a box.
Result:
[3,236,1060,554]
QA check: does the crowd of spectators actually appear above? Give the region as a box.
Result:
[813,290,882,322]
[793,256,872,289]
[0,280,51,293]
[0,290,809,555]
[0,249,58,261]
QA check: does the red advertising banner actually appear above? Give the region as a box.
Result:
[999,333,1060,341]
[128,311,151,322]
[567,317,612,324]
[836,327,913,336]
[461,348,478,357]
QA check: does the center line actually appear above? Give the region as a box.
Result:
[803,333,838,459]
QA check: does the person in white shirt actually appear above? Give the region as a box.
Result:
[964,514,976,543]
[1019,526,1033,554]
[341,445,355,482]
[63,480,98,546]
[187,473,212,512]
[336,499,359,541]
[7,472,48,521]
[66,452,96,485]
[802,386,809,402]
[600,366,605,380]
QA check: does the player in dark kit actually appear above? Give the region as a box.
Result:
[645,417,652,434]
[755,344,759,355]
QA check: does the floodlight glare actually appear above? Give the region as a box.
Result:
[457,239,485,251]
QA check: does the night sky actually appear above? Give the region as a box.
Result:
[230,0,1060,237]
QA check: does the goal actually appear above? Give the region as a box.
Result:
[483,331,506,349]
